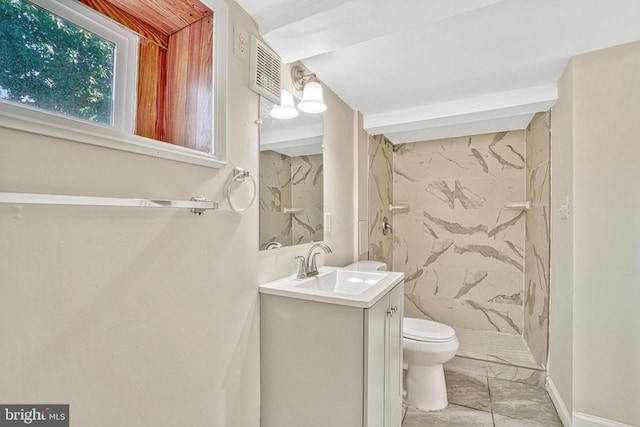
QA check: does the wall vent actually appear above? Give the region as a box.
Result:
[250,36,281,104]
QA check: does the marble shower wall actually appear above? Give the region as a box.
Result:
[260,150,292,249]
[391,131,527,334]
[291,154,324,245]
[259,151,323,249]
[368,134,394,268]
[524,112,551,367]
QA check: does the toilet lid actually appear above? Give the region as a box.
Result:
[403,317,456,342]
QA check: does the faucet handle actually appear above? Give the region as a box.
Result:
[295,256,307,279]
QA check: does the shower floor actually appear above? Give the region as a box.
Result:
[445,327,546,387]
[453,327,542,370]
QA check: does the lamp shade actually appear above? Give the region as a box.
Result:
[297,82,327,113]
[270,89,299,119]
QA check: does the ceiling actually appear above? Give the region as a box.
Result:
[235,0,640,144]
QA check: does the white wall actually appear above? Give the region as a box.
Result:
[548,60,574,424]
[571,41,640,426]
[0,1,359,426]
[550,41,640,427]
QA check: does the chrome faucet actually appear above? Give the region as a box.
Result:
[265,241,283,250]
[295,242,333,279]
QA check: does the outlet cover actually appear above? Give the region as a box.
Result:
[234,25,249,60]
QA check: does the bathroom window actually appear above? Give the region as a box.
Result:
[0,0,228,167]
[0,0,137,131]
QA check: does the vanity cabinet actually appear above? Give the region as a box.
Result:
[260,281,404,427]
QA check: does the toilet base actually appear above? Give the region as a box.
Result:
[404,363,448,411]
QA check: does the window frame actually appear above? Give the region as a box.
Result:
[0,0,228,168]
[26,0,139,132]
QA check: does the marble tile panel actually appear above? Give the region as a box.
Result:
[259,150,323,248]
[527,160,550,208]
[395,147,524,183]
[259,211,292,249]
[368,135,394,267]
[395,137,459,155]
[488,378,563,427]
[395,149,488,181]
[291,154,322,190]
[260,150,292,187]
[523,112,551,369]
[461,270,523,305]
[404,294,453,325]
[452,299,523,334]
[526,111,551,171]
[370,243,393,268]
[524,241,549,302]
[404,273,454,324]
[402,405,494,427]
[467,176,525,210]
[291,187,323,244]
[524,205,550,367]
[291,211,323,245]
[526,206,550,250]
[393,221,440,269]
[414,265,523,308]
[291,188,323,213]
[445,370,491,412]
[421,209,491,247]
[372,172,393,209]
[487,364,546,387]
[450,243,523,274]
[446,357,545,387]
[394,179,491,215]
[432,267,481,301]
[486,209,526,248]
[485,130,526,151]
[523,286,549,366]
[400,130,524,155]
[477,144,526,179]
[453,328,540,368]
[391,130,535,337]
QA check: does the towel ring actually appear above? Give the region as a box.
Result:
[225,167,257,213]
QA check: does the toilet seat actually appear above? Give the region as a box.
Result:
[403,317,456,343]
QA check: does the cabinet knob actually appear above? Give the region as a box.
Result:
[387,305,398,316]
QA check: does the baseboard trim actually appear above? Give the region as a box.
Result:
[546,376,572,427]
[573,412,636,427]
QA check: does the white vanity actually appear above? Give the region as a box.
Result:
[259,267,404,427]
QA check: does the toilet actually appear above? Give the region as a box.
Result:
[344,260,460,411]
[403,317,459,410]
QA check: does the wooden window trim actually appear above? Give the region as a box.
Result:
[78,0,215,152]
[0,0,228,167]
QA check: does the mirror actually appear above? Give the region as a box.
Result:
[258,96,324,250]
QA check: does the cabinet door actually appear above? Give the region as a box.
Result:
[386,282,404,427]
[364,293,388,427]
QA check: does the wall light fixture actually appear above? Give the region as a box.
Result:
[291,65,327,114]
[269,89,299,119]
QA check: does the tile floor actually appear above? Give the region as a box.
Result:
[402,369,563,427]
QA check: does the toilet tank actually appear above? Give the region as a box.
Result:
[344,260,388,271]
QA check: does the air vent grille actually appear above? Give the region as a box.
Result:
[250,36,281,104]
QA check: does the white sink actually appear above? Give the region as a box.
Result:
[294,270,385,295]
[259,266,404,308]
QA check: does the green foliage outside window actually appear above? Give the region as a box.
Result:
[0,0,115,125]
